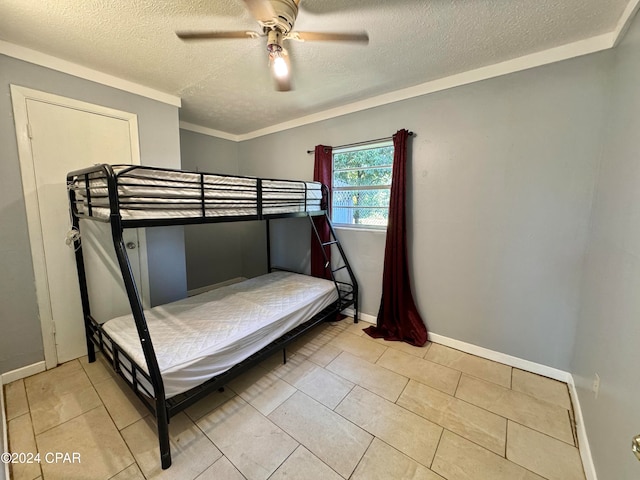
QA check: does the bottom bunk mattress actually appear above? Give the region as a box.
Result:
[101,271,338,398]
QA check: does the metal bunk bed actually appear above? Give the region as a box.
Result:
[66,164,358,469]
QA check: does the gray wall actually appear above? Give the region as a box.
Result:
[179,129,246,290]
[237,53,609,371]
[571,11,640,479]
[0,54,186,373]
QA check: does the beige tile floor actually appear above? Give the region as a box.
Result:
[3,319,586,480]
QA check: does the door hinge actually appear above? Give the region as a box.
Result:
[27,123,33,139]
[51,321,56,335]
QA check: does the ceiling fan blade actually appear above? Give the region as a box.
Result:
[289,31,369,43]
[242,0,277,23]
[271,50,292,92]
[176,31,261,40]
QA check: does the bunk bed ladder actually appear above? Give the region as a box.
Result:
[308,213,359,323]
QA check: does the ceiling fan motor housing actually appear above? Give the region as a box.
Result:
[268,0,299,34]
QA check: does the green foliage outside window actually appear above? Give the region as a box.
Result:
[332,143,393,227]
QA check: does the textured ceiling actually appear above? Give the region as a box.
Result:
[0,0,632,136]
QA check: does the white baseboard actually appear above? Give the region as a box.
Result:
[1,361,47,480]
[187,277,247,297]
[1,361,46,385]
[341,308,376,324]
[343,314,595,478]
[426,332,596,479]
[568,382,597,480]
[0,321,595,478]
[345,314,568,382]
[427,333,572,384]
[344,313,568,382]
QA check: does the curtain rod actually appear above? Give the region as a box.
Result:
[306,131,414,154]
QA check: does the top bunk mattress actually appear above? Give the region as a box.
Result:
[101,271,338,398]
[69,165,324,222]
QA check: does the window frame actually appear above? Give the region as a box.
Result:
[331,140,394,230]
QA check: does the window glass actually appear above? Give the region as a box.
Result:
[332,142,393,228]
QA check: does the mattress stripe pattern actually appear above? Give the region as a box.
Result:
[69,165,324,221]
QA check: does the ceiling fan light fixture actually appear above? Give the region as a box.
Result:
[266,28,284,52]
[272,53,289,78]
[176,0,368,92]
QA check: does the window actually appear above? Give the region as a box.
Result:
[332,141,394,228]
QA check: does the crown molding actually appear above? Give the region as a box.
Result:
[4,0,636,143]
[179,121,241,142]
[612,0,640,47]
[0,40,181,107]
[185,32,615,142]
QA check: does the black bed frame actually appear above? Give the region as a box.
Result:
[66,164,358,469]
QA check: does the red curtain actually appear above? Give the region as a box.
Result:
[311,145,333,279]
[364,129,428,346]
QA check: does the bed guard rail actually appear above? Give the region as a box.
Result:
[67,163,326,227]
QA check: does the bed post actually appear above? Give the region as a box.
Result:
[110,216,172,468]
[104,166,172,469]
[266,219,272,273]
[67,178,96,362]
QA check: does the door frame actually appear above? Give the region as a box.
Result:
[10,84,150,369]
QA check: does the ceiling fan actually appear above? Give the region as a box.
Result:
[176,0,369,91]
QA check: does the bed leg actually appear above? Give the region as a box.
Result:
[86,336,96,363]
[157,405,171,469]
[354,302,359,324]
[282,348,287,365]
[160,449,171,470]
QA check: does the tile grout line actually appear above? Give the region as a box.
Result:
[7,327,584,480]
[6,411,43,480]
[264,443,300,480]
[265,358,370,480]
[506,417,582,449]
[28,385,103,438]
[23,378,44,480]
[344,434,375,479]
[267,389,367,479]
[505,418,510,459]
[429,426,446,470]
[332,383,356,414]
[384,343,516,391]
[457,372,575,414]
[95,395,140,477]
[505,420,563,480]
[452,370,463,397]
[106,462,140,480]
[451,375,578,450]
[510,365,514,390]
[340,381,509,460]
[437,425,511,464]
[27,360,139,480]
[357,331,432,360]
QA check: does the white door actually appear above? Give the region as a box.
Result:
[12,86,147,367]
